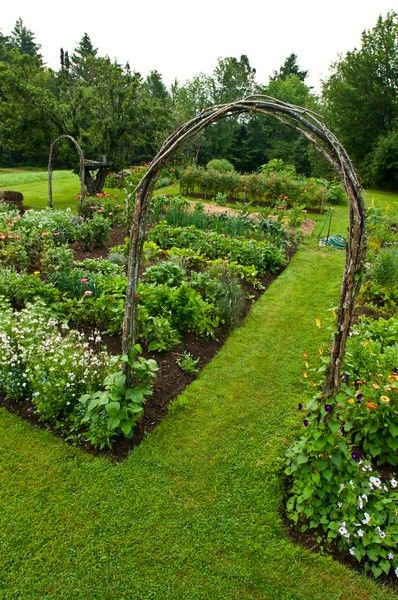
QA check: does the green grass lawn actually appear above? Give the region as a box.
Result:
[1,169,398,597]
[1,190,398,598]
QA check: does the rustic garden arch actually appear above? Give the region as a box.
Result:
[48,134,86,208]
[122,96,366,397]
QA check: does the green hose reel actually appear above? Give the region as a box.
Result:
[318,208,346,249]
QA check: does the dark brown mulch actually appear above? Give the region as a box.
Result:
[72,227,127,261]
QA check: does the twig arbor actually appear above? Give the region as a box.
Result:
[48,135,86,208]
[121,96,366,397]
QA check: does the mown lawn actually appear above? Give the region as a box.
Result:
[1,169,398,598]
[1,211,398,598]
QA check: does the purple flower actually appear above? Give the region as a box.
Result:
[297,403,303,411]
[342,373,350,383]
[303,419,309,427]
[325,404,333,413]
[352,450,361,461]
[356,393,363,403]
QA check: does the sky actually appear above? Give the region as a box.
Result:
[1,0,396,90]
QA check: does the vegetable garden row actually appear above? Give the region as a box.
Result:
[0,193,301,455]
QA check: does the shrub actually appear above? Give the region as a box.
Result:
[0,268,60,308]
[325,181,347,205]
[261,158,296,176]
[370,249,398,288]
[206,158,236,173]
[0,301,111,424]
[75,214,111,251]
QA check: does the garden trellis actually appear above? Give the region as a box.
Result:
[122,95,366,397]
[48,134,86,208]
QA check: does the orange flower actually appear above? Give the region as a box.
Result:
[367,402,378,409]
[373,383,380,390]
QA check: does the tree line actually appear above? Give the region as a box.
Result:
[0,11,397,189]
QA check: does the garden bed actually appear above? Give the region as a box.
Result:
[0,196,300,457]
[0,269,275,460]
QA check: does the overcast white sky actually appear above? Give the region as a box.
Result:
[1,1,396,90]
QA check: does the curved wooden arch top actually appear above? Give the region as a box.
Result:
[122,96,367,396]
[48,134,86,208]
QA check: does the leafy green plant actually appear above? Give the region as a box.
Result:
[75,214,111,251]
[143,261,186,287]
[148,223,286,274]
[78,349,158,448]
[286,315,398,579]
[139,314,181,352]
[177,351,199,374]
[370,249,398,287]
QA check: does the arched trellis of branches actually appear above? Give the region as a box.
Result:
[122,96,367,398]
[48,134,86,208]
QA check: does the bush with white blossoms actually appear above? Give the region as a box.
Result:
[0,299,116,424]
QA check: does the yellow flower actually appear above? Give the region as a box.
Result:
[33,270,40,275]
[347,398,355,405]
[315,318,321,328]
[381,395,390,403]
[373,383,380,390]
[303,372,308,379]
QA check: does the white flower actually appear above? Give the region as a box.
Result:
[388,553,394,560]
[337,502,343,508]
[375,527,386,539]
[357,529,364,537]
[395,567,398,577]
[349,547,356,556]
[357,496,363,510]
[391,479,398,488]
[338,522,350,539]
[369,476,382,489]
[362,513,371,525]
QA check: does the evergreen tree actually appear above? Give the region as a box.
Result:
[271,53,308,81]
[70,33,97,78]
[9,18,41,60]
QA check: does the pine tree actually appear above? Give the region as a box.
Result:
[271,53,308,81]
[9,18,42,60]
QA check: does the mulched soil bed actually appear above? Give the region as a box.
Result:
[72,226,127,261]
[0,224,294,461]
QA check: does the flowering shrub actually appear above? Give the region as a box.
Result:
[0,300,111,424]
[286,315,398,579]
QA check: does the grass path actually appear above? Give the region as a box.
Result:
[1,232,397,599]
